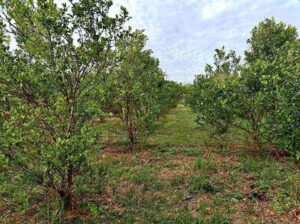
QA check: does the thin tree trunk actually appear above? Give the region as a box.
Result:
[251,126,262,150]
[58,190,73,216]
[59,165,74,216]
[63,193,72,214]
[124,91,135,150]
[127,120,135,150]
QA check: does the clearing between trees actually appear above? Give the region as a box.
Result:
[91,105,300,223]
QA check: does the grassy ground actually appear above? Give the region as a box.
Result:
[88,105,300,223]
[1,106,300,223]
[148,104,248,147]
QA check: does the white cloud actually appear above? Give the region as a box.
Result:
[199,0,250,20]
[201,0,236,20]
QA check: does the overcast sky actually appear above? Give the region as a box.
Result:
[110,0,300,83]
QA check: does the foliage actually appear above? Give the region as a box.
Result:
[103,30,164,149]
[157,80,184,116]
[245,18,298,63]
[265,40,300,155]
[189,47,240,134]
[1,104,299,223]
[189,18,300,153]
[0,0,129,213]
[0,2,299,222]
[242,18,299,151]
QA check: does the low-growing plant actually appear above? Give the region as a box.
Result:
[194,156,214,172]
[189,175,206,192]
[272,192,299,212]
[171,175,186,187]
[189,175,223,194]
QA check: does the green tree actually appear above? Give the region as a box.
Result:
[157,80,184,117]
[206,46,241,77]
[0,0,128,213]
[191,18,300,152]
[190,47,240,134]
[266,40,300,156]
[245,17,298,62]
[241,18,299,149]
[233,61,277,147]
[103,30,164,150]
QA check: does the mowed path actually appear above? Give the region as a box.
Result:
[95,105,300,223]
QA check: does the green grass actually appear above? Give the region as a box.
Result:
[148,105,210,147]
[1,105,299,223]
[194,156,214,172]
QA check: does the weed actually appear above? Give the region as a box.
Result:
[188,175,223,194]
[128,167,164,191]
[194,156,214,172]
[272,192,299,212]
[171,175,186,187]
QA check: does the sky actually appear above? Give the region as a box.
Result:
[110,0,300,83]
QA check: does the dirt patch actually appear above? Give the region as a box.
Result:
[187,194,210,216]
[158,155,195,181]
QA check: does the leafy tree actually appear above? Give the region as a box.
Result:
[205,46,241,77]
[245,17,298,62]
[266,40,300,156]
[233,61,277,146]
[241,18,299,148]
[190,18,300,152]
[189,47,240,134]
[0,0,128,213]
[157,80,184,117]
[103,30,164,150]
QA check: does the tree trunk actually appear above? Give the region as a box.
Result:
[251,130,262,150]
[58,190,73,217]
[63,193,72,214]
[124,92,135,150]
[250,116,262,150]
[128,121,135,150]
[59,165,74,216]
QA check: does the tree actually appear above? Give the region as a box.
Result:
[0,0,128,213]
[245,17,298,62]
[189,47,240,134]
[103,30,164,150]
[190,18,300,152]
[157,80,184,117]
[265,40,300,156]
[206,46,241,77]
[233,61,277,147]
[240,18,299,148]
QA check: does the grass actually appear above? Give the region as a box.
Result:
[148,105,210,147]
[1,105,299,223]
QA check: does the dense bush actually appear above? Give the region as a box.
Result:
[265,40,300,156]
